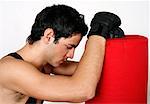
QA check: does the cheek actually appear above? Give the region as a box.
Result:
[55,46,68,57]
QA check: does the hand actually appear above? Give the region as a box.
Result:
[88,12,124,39]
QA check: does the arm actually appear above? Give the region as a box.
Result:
[1,36,105,103]
[71,36,105,97]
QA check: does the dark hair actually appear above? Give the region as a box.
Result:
[27,4,88,44]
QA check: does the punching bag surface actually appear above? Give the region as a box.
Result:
[86,35,148,104]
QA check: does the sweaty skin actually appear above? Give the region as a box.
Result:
[0,34,105,104]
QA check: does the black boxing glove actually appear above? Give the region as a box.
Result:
[109,27,124,38]
[88,12,124,39]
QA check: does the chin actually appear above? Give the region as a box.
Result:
[51,60,64,67]
[52,63,61,67]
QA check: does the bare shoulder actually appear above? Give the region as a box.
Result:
[0,56,41,91]
[0,56,38,74]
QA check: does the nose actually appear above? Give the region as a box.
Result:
[66,48,75,59]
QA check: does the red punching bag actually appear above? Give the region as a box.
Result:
[86,35,148,104]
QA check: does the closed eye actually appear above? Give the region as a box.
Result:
[67,46,73,49]
[64,45,73,49]
[65,44,77,50]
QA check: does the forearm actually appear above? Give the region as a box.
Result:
[72,36,106,96]
[52,61,78,76]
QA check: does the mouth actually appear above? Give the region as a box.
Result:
[59,58,67,64]
[59,60,64,64]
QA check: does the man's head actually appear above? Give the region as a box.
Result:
[27,4,88,44]
[26,5,88,67]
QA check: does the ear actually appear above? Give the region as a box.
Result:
[43,28,55,44]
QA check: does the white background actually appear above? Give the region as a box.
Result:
[0,0,149,104]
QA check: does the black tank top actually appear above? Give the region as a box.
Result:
[7,52,43,104]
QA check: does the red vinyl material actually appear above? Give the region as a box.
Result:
[86,35,148,104]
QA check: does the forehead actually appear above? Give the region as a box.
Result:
[59,34,82,45]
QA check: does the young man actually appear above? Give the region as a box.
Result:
[0,5,123,104]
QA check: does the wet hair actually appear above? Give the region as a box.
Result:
[26,4,88,44]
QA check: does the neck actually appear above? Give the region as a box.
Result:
[17,43,47,70]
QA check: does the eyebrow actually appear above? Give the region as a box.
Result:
[69,44,77,48]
